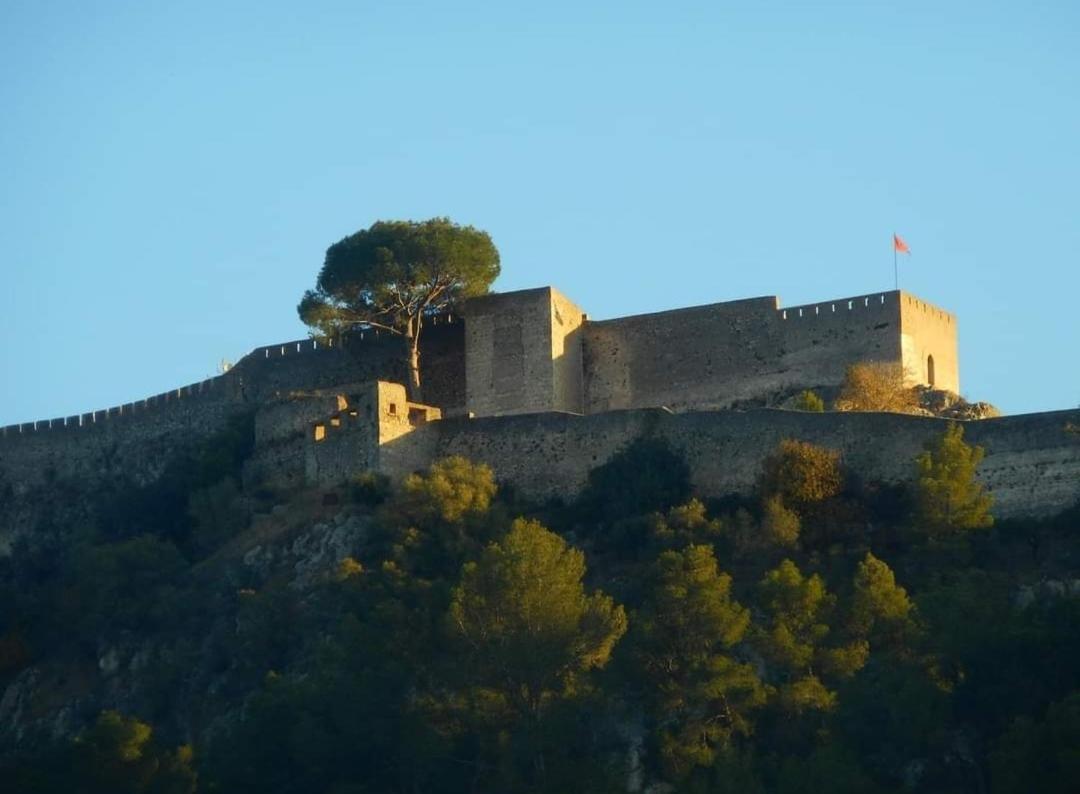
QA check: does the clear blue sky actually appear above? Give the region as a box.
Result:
[2,1,1078,424]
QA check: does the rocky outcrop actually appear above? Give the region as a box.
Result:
[915,387,1001,420]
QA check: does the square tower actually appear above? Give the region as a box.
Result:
[898,292,959,393]
[463,287,586,416]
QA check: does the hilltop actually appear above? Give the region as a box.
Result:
[1,284,1079,793]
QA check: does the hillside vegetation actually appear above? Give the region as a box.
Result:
[1,418,1078,793]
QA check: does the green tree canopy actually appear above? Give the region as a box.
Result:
[990,691,1080,794]
[647,498,725,551]
[380,455,501,571]
[73,711,197,794]
[759,495,802,549]
[756,560,868,714]
[632,544,764,776]
[848,552,916,649]
[447,518,627,723]
[298,217,500,400]
[914,423,994,535]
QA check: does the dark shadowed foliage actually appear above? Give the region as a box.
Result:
[578,436,692,524]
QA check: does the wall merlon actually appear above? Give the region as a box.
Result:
[900,292,957,323]
[778,291,897,320]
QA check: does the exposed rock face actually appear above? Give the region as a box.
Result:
[915,387,1001,420]
[776,385,1001,420]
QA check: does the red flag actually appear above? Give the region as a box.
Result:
[893,233,911,255]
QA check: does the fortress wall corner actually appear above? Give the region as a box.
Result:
[549,288,586,414]
[899,293,959,393]
[234,335,400,402]
[463,288,576,417]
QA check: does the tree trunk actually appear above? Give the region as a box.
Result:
[405,316,423,403]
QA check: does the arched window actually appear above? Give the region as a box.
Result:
[927,355,936,387]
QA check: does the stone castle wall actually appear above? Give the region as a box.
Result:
[0,286,950,491]
[391,406,1080,520]
[582,291,917,412]
[233,317,465,411]
[242,383,445,493]
[0,375,241,495]
[0,318,465,497]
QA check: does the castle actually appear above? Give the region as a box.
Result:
[1,286,1078,548]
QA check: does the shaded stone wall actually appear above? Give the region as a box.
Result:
[381,407,1080,520]
[0,378,241,493]
[0,317,465,489]
[582,292,910,413]
[233,318,465,412]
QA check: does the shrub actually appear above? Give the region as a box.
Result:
[793,390,825,412]
[349,472,391,507]
[759,439,843,511]
[760,495,801,548]
[391,456,497,527]
[647,499,725,550]
[834,361,920,414]
[378,456,501,571]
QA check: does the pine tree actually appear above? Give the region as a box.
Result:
[914,423,993,535]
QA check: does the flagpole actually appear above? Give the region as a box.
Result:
[893,232,898,290]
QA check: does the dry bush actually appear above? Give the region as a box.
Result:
[834,361,920,414]
[759,439,843,510]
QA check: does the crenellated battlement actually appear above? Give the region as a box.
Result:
[0,374,228,438]
[778,291,896,320]
[900,292,956,324]
[0,313,465,441]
